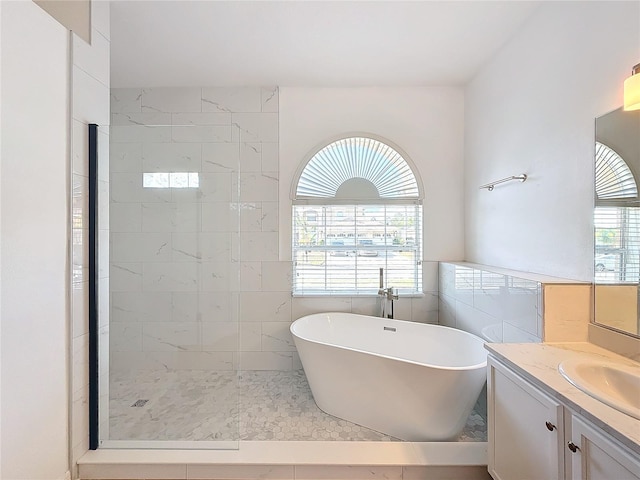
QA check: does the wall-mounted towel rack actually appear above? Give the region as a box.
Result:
[480,174,527,191]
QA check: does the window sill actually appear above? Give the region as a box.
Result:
[291,292,425,298]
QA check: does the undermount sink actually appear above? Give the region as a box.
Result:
[558,359,640,420]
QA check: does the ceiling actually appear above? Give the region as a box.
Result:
[110,0,541,88]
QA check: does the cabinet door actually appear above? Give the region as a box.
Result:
[488,358,564,480]
[569,415,640,480]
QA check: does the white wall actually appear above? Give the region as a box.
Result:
[0,2,69,478]
[465,1,640,281]
[279,87,465,262]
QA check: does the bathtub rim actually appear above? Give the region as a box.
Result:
[290,312,488,372]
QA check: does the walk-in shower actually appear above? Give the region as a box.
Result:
[92,87,487,450]
[98,91,247,448]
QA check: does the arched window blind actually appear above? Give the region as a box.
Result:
[292,136,423,296]
[295,137,420,200]
[595,142,637,200]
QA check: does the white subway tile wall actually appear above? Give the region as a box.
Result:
[438,262,590,343]
[439,262,540,342]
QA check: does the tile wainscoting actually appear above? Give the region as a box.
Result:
[439,262,591,343]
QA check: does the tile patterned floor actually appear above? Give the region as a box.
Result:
[109,369,487,442]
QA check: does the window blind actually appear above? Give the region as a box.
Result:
[293,204,422,295]
[594,206,640,283]
[296,137,420,199]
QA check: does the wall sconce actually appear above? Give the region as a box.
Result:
[624,62,640,111]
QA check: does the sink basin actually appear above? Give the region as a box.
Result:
[559,359,640,420]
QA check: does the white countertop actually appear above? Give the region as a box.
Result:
[485,342,640,455]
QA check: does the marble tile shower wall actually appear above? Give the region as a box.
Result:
[109,86,288,372]
[439,262,543,343]
[109,87,440,372]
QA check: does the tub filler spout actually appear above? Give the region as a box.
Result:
[377,268,398,318]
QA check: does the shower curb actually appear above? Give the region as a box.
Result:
[78,441,488,479]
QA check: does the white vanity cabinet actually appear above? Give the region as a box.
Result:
[488,355,640,480]
[568,415,640,480]
[488,356,565,480]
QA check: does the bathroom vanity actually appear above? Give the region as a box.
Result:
[486,343,640,480]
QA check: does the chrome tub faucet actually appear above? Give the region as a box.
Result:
[378,268,399,318]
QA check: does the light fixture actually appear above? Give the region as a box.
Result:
[623,62,640,111]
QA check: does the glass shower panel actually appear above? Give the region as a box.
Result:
[100,122,241,449]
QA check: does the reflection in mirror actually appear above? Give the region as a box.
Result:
[594,107,640,337]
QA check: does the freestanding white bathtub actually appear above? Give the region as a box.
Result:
[290,312,488,441]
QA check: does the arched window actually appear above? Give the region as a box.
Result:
[291,135,423,295]
[594,142,640,283]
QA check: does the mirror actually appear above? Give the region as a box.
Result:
[594,107,640,337]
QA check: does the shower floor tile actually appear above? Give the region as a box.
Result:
[109,369,487,442]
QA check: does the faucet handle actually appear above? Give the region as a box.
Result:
[387,287,399,300]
